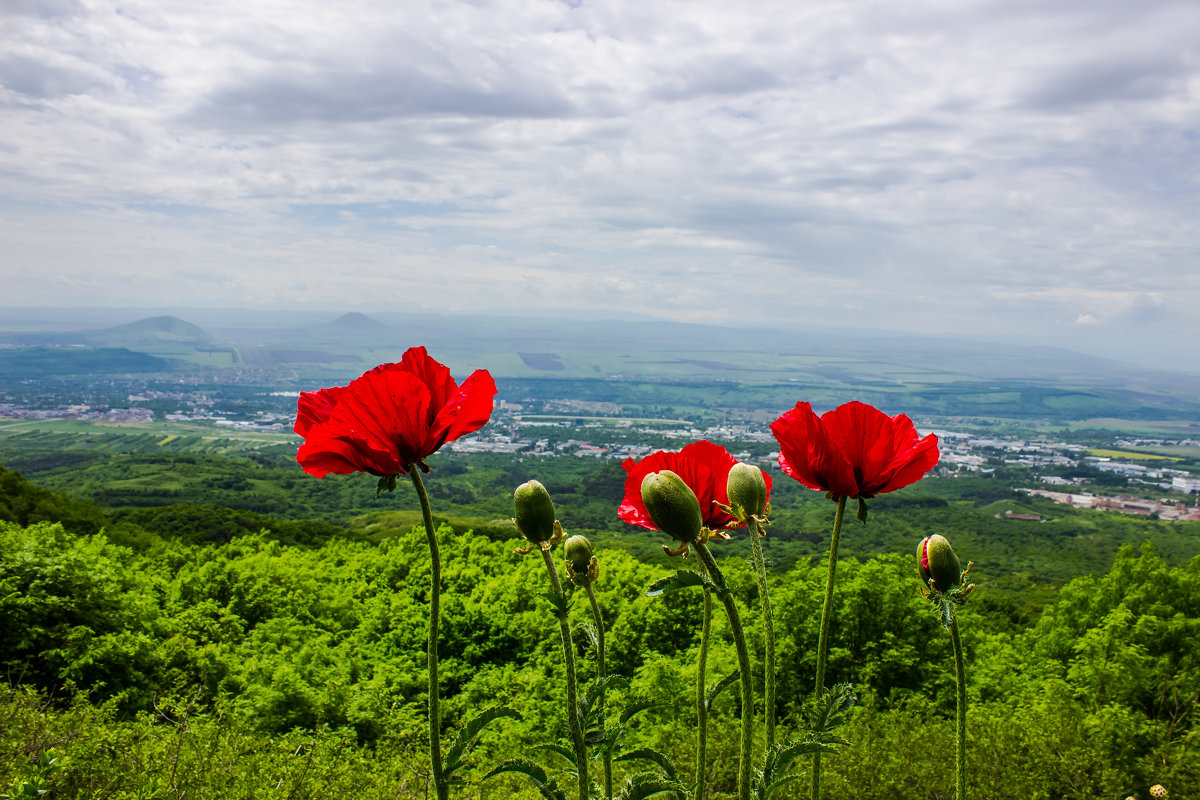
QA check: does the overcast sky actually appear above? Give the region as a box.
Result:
[2,0,1198,368]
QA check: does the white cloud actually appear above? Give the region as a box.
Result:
[1,0,1198,367]
[1075,313,1099,325]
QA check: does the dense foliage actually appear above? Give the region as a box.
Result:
[2,455,1199,798]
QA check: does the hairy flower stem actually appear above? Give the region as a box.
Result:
[410,470,448,800]
[747,521,776,750]
[585,582,612,800]
[951,617,967,800]
[810,494,847,800]
[696,581,712,800]
[541,548,590,800]
[694,540,753,800]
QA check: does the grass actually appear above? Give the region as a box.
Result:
[1068,418,1200,435]
[0,418,297,446]
[1088,448,1184,462]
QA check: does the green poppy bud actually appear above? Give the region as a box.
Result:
[641,470,703,544]
[918,534,961,593]
[564,535,593,574]
[727,462,767,518]
[514,480,556,543]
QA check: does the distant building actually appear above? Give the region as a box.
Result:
[996,510,1043,521]
[1172,476,1200,494]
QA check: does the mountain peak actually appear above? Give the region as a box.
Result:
[326,312,392,333]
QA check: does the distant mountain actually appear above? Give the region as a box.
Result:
[323,312,392,335]
[87,315,215,348]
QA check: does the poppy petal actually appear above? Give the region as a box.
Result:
[432,369,498,448]
[771,402,858,497]
[297,428,403,477]
[326,368,434,471]
[294,385,345,436]
[293,350,497,480]
[398,345,458,416]
[771,400,939,500]
[820,402,900,495]
[875,431,940,494]
[617,441,744,531]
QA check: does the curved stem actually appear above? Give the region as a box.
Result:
[542,547,590,800]
[585,582,612,800]
[811,494,847,800]
[693,540,753,800]
[410,470,447,800]
[951,617,967,800]
[747,521,776,750]
[696,583,712,800]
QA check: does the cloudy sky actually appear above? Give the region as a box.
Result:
[2,0,1198,367]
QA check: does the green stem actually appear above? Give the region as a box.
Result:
[951,617,967,800]
[696,583,712,800]
[585,582,611,800]
[542,547,590,800]
[747,521,776,750]
[693,540,753,800]
[811,494,847,800]
[410,470,448,800]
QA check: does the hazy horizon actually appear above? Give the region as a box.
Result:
[3,1,1198,371]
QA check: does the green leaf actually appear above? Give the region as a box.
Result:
[532,741,577,768]
[705,670,740,711]
[581,674,630,724]
[484,758,570,800]
[617,773,689,800]
[614,748,679,781]
[762,773,808,800]
[539,590,568,616]
[442,706,522,780]
[620,700,666,726]
[856,497,868,524]
[645,569,711,597]
[808,683,857,736]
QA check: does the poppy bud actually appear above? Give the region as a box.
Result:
[918,534,961,593]
[564,535,593,574]
[514,480,557,543]
[727,462,767,518]
[641,470,703,543]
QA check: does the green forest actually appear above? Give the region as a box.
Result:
[2,436,1200,799]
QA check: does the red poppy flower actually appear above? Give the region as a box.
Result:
[618,440,770,531]
[295,346,497,478]
[770,401,938,499]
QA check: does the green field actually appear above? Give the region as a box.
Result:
[1087,448,1184,462]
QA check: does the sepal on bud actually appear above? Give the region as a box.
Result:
[564,535,599,584]
[376,474,398,496]
[917,534,976,629]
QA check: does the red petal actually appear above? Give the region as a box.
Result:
[325,367,434,470]
[819,402,938,496]
[296,427,403,477]
[618,456,656,530]
[432,368,497,448]
[876,431,940,494]
[770,403,857,497]
[294,385,345,436]
[398,346,458,417]
[819,402,901,496]
[617,442,741,531]
[679,440,742,528]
